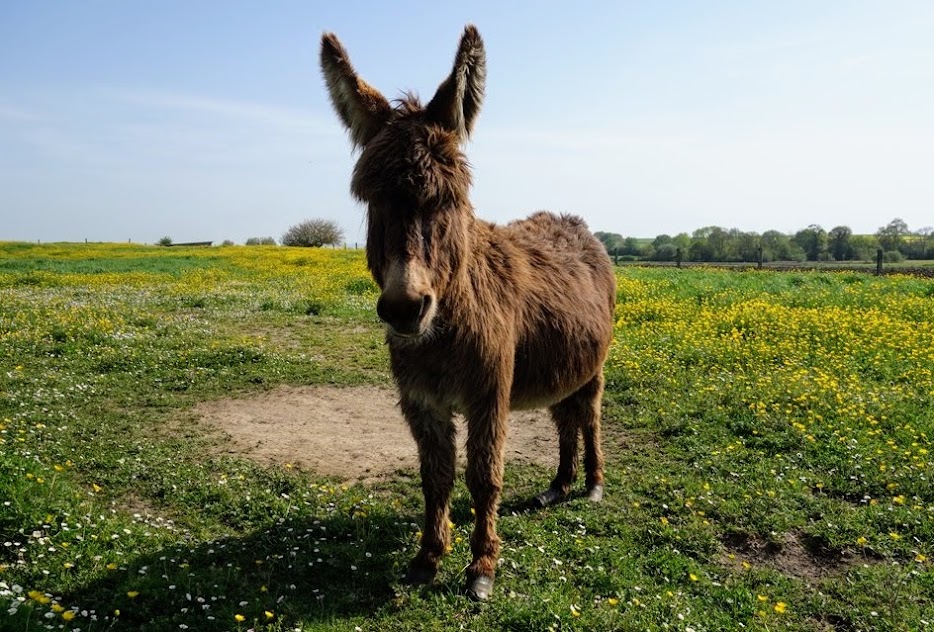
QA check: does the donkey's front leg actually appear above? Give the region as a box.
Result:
[463,392,509,600]
[402,398,457,585]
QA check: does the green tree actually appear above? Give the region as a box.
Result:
[760,230,791,261]
[621,237,644,256]
[734,231,761,262]
[652,243,678,261]
[705,227,728,261]
[688,239,714,262]
[849,234,879,261]
[594,231,625,255]
[672,233,692,251]
[916,227,933,259]
[793,225,828,261]
[876,218,910,253]
[828,225,854,261]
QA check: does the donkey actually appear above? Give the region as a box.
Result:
[320,25,616,600]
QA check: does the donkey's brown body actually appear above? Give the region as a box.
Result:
[320,25,615,600]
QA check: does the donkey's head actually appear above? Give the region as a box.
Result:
[320,26,486,338]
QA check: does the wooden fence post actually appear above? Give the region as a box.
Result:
[757,244,763,270]
[876,248,884,275]
[675,247,682,269]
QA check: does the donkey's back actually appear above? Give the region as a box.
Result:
[490,211,616,411]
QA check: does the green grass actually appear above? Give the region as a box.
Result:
[1,243,932,631]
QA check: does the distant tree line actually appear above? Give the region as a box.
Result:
[596,218,933,263]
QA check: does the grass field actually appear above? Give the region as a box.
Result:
[1,242,932,631]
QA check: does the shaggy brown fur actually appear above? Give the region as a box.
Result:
[320,25,616,600]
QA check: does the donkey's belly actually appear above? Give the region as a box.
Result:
[509,388,580,412]
[509,333,606,410]
[389,334,604,416]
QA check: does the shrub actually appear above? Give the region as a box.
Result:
[652,243,678,261]
[281,220,344,248]
[245,237,277,246]
[883,250,905,263]
[157,236,173,246]
[220,239,235,247]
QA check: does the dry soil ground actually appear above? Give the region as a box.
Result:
[196,385,559,482]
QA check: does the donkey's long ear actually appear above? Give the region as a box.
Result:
[320,32,392,148]
[426,24,486,140]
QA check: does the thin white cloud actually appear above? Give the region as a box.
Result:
[0,101,45,122]
[101,87,338,137]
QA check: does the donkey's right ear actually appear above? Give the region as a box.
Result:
[320,32,391,149]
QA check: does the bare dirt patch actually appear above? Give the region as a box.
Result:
[196,385,559,482]
[720,532,873,583]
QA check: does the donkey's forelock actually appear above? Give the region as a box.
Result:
[351,118,472,211]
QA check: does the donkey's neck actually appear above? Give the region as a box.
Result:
[442,214,507,310]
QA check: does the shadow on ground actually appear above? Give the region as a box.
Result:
[56,509,409,631]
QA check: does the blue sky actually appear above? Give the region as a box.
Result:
[1,1,932,244]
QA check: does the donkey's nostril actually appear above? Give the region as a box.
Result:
[376,295,390,323]
[419,294,433,320]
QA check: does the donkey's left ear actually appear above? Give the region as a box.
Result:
[426,24,486,140]
[320,32,392,149]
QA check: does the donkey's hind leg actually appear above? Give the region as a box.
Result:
[401,398,457,585]
[581,373,606,502]
[536,374,605,506]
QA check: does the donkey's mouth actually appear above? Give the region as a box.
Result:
[386,324,417,338]
[385,317,431,340]
[385,325,429,344]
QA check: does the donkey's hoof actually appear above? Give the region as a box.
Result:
[404,565,437,586]
[465,573,495,601]
[586,484,605,503]
[534,487,566,507]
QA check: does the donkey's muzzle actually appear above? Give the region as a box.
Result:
[376,291,434,336]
